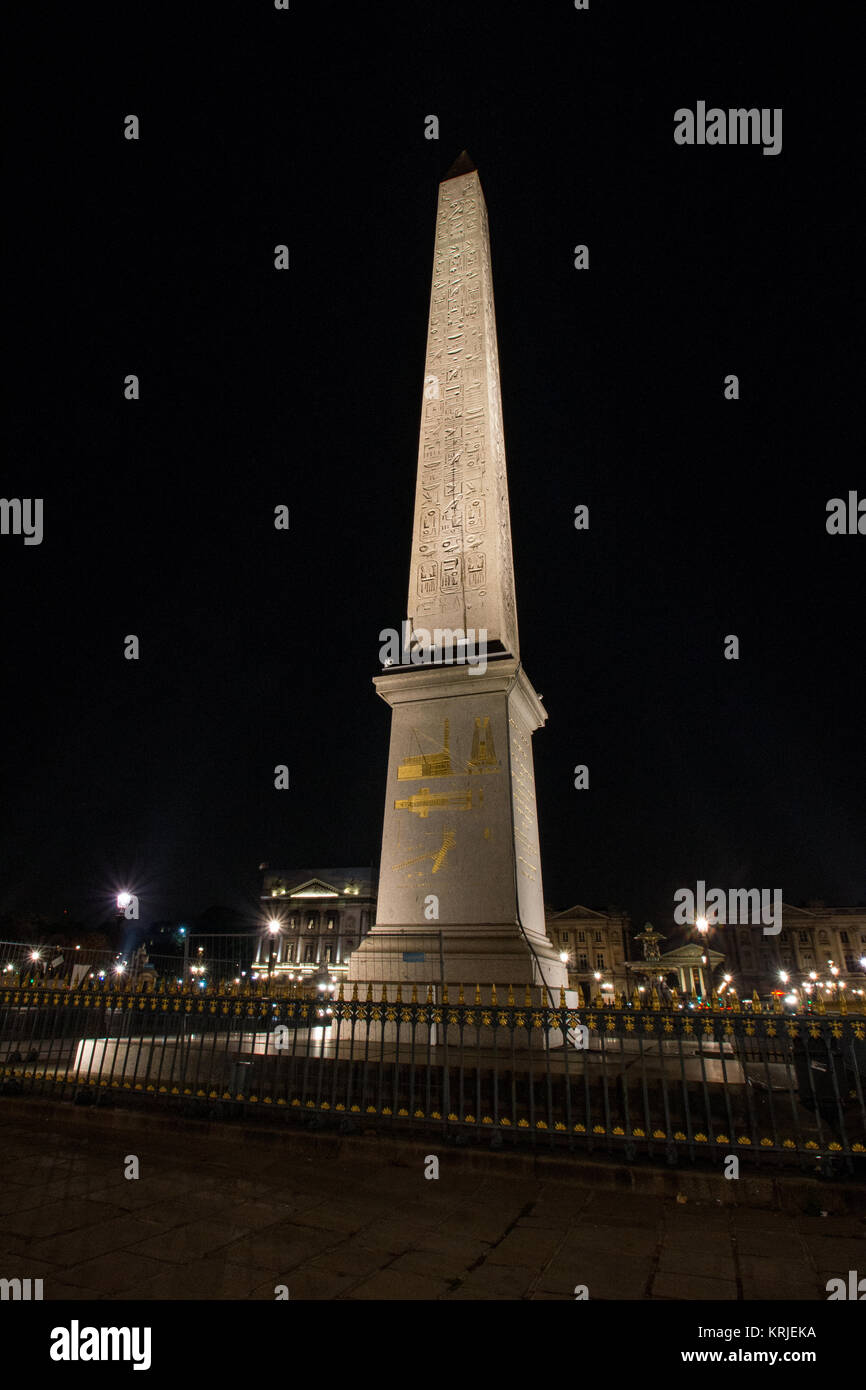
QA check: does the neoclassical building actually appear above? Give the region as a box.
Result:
[717,901,866,1001]
[544,904,632,998]
[254,867,377,981]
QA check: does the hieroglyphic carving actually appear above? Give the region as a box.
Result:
[406,167,520,657]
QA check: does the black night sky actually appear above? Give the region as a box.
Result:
[3,2,863,939]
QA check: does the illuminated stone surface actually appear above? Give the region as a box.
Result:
[349,157,567,1001]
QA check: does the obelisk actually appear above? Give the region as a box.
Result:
[348,154,568,1003]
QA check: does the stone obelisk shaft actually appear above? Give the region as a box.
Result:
[408,162,519,656]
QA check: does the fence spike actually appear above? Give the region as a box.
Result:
[458,983,465,1004]
[366,984,373,1002]
[474,983,482,1004]
[651,986,660,1011]
[490,983,497,1006]
[631,988,642,1010]
[351,982,359,1001]
[560,986,566,1008]
[337,982,345,1001]
[838,989,848,1015]
[442,983,449,1004]
[395,984,403,1003]
[507,983,515,1005]
[711,989,721,1010]
[411,983,418,1003]
[751,990,762,1013]
[426,984,433,1004]
[381,984,388,1003]
[524,983,532,1007]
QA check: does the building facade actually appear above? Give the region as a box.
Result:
[544,904,632,998]
[255,868,377,982]
[717,902,866,1002]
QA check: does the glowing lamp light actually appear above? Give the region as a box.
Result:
[268,920,281,934]
[117,892,132,910]
[695,915,709,934]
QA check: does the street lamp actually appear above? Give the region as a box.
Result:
[267,919,281,986]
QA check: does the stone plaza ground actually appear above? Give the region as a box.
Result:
[0,1099,863,1301]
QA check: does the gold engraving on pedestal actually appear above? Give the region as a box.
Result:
[391,826,456,875]
[398,720,453,780]
[394,788,472,819]
[467,717,500,773]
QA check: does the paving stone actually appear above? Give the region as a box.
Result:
[447,1262,536,1299]
[541,1252,653,1300]
[801,1235,866,1271]
[663,1223,733,1252]
[2,1197,127,1240]
[219,1221,340,1271]
[652,1271,737,1300]
[130,1256,273,1300]
[288,1201,376,1234]
[353,1220,430,1255]
[412,1231,491,1265]
[658,1244,736,1280]
[487,1225,564,1267]
[348,1268,451,1299]
[251,1264,360,1300]
[42,1280,106,1301]
[559,1223,658,1258]
[795,1215,866,1239]
[0,1184,42,1215]
[0,1255,59,1280]
[309,1245,386,1279]
[441,1204,514,1243]
[29,1214,173,1266]
[129,1217,252,1263]
[738,1256,822,1300]
[582,1193,665,1227]
[734,1229,806,1260]
[389,1247,472,1281]
[61,1250,167,1295]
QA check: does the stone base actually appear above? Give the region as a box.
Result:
[346,923,569,1007]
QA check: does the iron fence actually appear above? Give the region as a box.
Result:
[1,980,864,1176]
